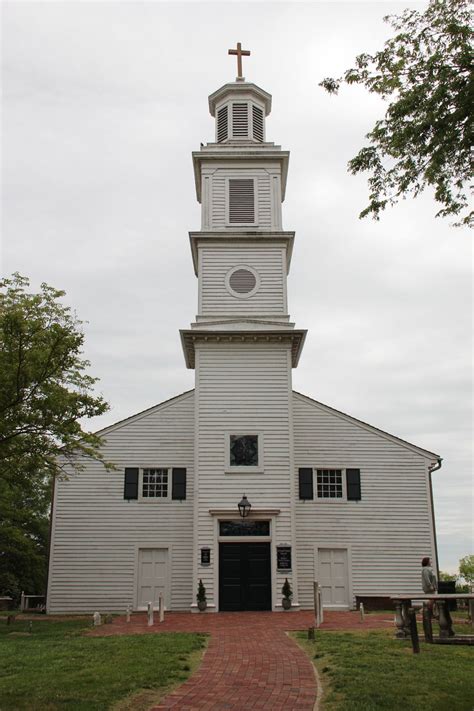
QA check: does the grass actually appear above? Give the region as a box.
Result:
[0,616,207,710]
[295,629,474,711]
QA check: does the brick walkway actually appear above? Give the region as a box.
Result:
[91,610,393,710]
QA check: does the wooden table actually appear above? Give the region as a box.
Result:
[391,594,474,643]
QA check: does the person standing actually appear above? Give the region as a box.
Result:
[421,556,437,616]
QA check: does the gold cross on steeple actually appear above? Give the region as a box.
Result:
[228,42,250,80]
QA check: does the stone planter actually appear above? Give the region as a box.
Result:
[282,597,292,610]
[197,599,207,612]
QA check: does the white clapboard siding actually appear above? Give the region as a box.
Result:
[47,391,195,614]
[199,245,286,315]
[211,169,272,228]
[292,392,437,609]
[195,342,294,606]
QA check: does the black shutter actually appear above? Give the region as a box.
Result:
[298,468,314,500]
[124,467,139,500]
[346,469,361,501]
[172,468,187,500]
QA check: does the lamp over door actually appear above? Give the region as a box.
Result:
[238,494,251,518]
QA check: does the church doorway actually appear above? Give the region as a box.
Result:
[219,542,271,611]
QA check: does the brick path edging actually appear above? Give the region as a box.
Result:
[92,610,392,710]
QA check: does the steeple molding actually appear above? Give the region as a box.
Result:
[189,231,295,276]
[192,149,290,204]
[208,82,272,116]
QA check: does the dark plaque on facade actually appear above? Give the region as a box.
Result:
[200,547,211,566]
[277,545,292,571]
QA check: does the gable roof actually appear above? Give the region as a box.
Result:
[91,387,440,463]
[293,391,440,462]
[94,389,194,437]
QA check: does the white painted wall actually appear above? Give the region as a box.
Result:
[198,243,287,316]
[201,166,282,230]
[292,392,438,609]
[47,391,195,613]
[194,342,297,610]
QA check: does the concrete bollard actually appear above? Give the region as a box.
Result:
[159,593,165,623]
[126,604,131,623]
[359,602,365,622]
[28,621,33,633]
[93,611,102,627]
[147,601,154,627]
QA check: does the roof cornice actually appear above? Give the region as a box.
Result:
[208,82,272,116]
[188,231,295,276]
[180,328,306,369]
[192,148,290,203]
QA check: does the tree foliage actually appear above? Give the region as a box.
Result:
[0,274,111,597]
[459,554,474,584]
[320,0,473,226]
[0,273,111,484]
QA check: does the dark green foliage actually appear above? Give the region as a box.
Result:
[281,578,293,599]
[0,273,111,482]
[196,579,206,603]
[320,0,472,227]
[0,617,206,710]
[0,274,111,598]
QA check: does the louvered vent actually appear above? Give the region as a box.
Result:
[217,105,228,142]
[229,179,255,223]
[229,269,257,294]
[232,103,249,137]
[252,105,264,141]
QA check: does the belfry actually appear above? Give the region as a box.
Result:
[47,48,441,615]
[181,46,306,610]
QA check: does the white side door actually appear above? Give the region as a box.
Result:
[318,548,349,608]
[137,548,169,609]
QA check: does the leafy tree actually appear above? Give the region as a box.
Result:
[0,273,111,597]
[320,0,472,226]
[0,474,50,602]
[439,570,457,582]
[459,554,474,585]
[0,273,111,483]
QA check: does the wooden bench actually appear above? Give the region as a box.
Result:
[391,594,474,649]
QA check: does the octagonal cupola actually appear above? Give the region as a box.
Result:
[208,82,272,144]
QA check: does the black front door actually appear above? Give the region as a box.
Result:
[219,542,271,611]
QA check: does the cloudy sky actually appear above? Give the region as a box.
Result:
[3,1,472,573]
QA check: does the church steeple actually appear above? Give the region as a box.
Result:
[181,50,306,370]
[208,82,271,144]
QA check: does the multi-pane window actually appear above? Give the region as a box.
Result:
[229,435,259,466]
[316,469,343,498]
[142,468,168,498]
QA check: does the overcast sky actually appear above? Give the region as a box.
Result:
[3,1,472,574]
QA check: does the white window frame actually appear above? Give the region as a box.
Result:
[225,432,264,474]
[225,175,258,227]
[251,103,265,142]
[215,102,230,143]
[314,467,348,502]
[139,467,171,502]
[225,264,261,300]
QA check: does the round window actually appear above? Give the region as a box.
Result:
[225,266,260,299]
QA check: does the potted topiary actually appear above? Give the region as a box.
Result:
[281,578,293,610]
[196,579,207,611]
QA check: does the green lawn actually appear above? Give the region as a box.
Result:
[0,616,207,710]
[295,629,474,711]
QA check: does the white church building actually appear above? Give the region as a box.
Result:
[47,52,441,614]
